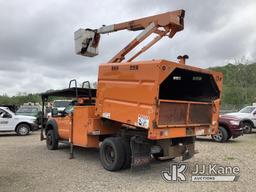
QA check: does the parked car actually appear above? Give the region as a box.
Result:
[224,106,256,134]
[0,107,38,135]
[212,115,243,142]
[16,103,42,125]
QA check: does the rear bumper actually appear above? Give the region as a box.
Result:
[148,126,211,140]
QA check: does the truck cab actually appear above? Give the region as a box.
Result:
[48,102,74,140]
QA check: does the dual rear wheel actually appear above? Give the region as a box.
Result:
[100,137,131,171]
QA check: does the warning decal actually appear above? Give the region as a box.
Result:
[137,115,149,128]
[102,112,110,119]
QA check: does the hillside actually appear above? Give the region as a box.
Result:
[1,63,256,110]
[210,63,256,109]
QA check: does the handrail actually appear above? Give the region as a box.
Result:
[82,81,92,104]
[82,81,91,89]
[69,79,78,99]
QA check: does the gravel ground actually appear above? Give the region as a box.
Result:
[0,131,255,192]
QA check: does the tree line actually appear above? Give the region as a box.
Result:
[210,62,256,110]
[1,63,256,110]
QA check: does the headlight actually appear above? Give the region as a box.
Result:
[230,120,240,125]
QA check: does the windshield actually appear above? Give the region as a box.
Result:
[64,105,74,114]
[17,107,38,113]
[53,101,71,108]
[239,106,256,113]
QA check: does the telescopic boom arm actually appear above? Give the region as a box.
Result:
[74,10,185,63]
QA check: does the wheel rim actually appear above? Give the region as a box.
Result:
[104,145,115,164]
[19,126,28,135]
[243,125,251,133]
[47,134,53,146]
[213,130,223,141]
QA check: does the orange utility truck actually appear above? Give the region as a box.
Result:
[41,10,223,171]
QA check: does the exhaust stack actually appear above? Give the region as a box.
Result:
[177,55,189,65]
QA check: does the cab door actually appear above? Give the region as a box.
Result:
[0,109,13,131]
[57,115,72,139]
[56,105,74,140]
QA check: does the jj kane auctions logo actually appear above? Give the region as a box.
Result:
[161,163,240,182]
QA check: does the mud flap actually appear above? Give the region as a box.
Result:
[130,136,151,170]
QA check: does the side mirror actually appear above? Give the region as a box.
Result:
[51,108,59,117]
[60,111,67,117]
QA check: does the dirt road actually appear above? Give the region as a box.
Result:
[0,131,255,192]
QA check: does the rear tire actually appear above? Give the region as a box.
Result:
[46,130,59,150]
[100,137,125,171]
[212,126,228,142]
[16,124,30,136]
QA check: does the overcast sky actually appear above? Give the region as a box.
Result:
[0,0,255,96]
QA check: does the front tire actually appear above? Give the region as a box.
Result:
[243,122,252,134]
[16,124,30,136]
[212,126,228,142]
[46,130,59,150]
[100,137,125,171]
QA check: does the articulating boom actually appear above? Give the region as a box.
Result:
[74,10,185,63]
